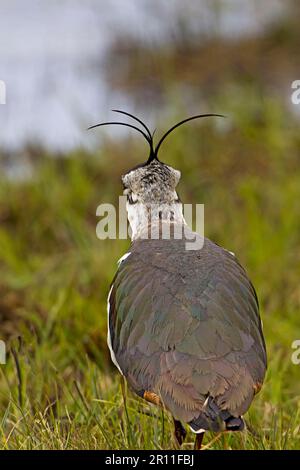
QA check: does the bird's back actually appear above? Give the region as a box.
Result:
[108,226,267,431]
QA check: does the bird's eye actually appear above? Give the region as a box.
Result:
[128,192,138,204]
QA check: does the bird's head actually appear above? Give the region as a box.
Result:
[122,159,181,205]
[121,158,182,238]
[89,110,224,239]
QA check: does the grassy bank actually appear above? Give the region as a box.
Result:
[0,108,300,448]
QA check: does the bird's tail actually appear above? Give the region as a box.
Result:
[189,396,245,433]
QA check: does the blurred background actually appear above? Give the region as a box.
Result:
[0,0,300,450]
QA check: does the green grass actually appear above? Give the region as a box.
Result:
[1,103,300,449]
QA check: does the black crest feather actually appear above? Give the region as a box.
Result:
[88,110,225,164]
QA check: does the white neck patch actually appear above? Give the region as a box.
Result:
[127,199,186,240]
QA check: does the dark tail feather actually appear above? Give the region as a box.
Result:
[225,416,244,431]
[189,397,245,433]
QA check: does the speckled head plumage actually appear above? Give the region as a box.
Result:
[122,160,181,205]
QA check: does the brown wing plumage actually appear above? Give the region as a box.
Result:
[108,232,267,431]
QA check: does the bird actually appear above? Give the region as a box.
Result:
[89,110,267,450]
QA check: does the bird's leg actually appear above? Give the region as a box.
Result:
[173,419,187,447]
[194,432,205,450]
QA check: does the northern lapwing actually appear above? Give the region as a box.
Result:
[90,111,267,449]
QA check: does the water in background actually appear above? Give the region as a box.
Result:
[0,0,286,152]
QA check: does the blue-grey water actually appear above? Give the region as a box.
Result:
[0,0,286,152]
